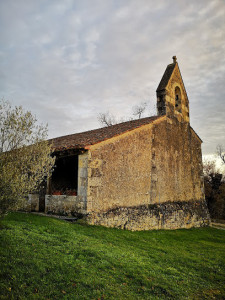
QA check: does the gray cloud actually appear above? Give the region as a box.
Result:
[0,0,224,154]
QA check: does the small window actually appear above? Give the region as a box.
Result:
[175,87,181,113]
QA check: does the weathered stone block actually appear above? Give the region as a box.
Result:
[45,195,85,216]
[86,200,210,231]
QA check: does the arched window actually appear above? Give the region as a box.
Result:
[175,86,181,113]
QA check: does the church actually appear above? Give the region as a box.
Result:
[26,57,210,230]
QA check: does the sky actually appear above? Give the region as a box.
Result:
[0,0,225,156]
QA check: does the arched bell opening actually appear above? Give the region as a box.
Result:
[175,86,182,113]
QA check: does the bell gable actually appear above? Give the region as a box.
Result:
[157,56,190,123]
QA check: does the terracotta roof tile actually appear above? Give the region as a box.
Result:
[51,116,160,152]
[156,63,176,92]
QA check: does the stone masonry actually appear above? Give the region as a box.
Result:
[22,57,210,230]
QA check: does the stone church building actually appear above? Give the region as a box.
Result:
[27,57,210,230]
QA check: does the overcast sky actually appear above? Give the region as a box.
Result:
[0,0,224,155]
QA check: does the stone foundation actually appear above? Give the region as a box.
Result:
[45,195,86,216]
[86,200,210,230]
[19,194,39,212]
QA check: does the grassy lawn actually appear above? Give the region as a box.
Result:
[0,213,225,299]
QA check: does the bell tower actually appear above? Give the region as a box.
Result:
[156,56,190,123]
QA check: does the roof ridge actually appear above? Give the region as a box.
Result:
[156,62,176,92]
[51,115,160,151]
[50,115,158,141]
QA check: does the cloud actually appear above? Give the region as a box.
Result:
[0,0,224,154]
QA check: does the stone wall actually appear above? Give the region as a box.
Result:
[77,152,88,210]
[45,195,85,216]
[86,116,210,229]
[20,194,39,212]
[86,119,157,213]
[150,117,205,204]
[87,200,210,230]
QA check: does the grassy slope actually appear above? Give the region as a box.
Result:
[0,213,225,300]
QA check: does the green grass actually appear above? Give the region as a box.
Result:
[0,213,225,299]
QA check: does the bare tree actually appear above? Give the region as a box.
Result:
[98,112,117,127]
[0,99,55,215]
[203,159,218,179]
[98,101,156,128]
[203,158,225,219]
[217,144,225,164]
[98,102,149,127]
[132,102,147,119]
